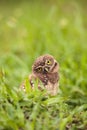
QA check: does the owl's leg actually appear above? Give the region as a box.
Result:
[52,85,58,95]
[52,82,59,96]
[45,82,59,96]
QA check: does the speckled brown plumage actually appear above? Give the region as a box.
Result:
[20,54,59,95]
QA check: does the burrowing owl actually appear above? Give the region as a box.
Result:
[20,54,59,95]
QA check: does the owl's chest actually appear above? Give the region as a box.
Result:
[39,72,59,86]
[47,72,59,84]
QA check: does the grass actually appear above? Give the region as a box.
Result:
[0,0,87,130]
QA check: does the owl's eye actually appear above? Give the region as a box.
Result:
[46,60,51,65]
[37,67,42,72]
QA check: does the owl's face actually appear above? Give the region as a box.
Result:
[32,54,59,76]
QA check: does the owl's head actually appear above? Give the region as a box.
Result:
[32,54,59,76]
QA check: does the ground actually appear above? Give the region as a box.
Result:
[0,0,87,130]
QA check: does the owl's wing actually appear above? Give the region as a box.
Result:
[20,74,45,92]
[20,74,37,92]
[20,80,26,92]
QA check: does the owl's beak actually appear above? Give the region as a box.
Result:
[44,67,49,73]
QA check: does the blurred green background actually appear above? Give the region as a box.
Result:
[0,0,87,92]
[0,0,87,130]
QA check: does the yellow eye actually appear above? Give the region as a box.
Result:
[46,60,51,65]
[37,67,42,72]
